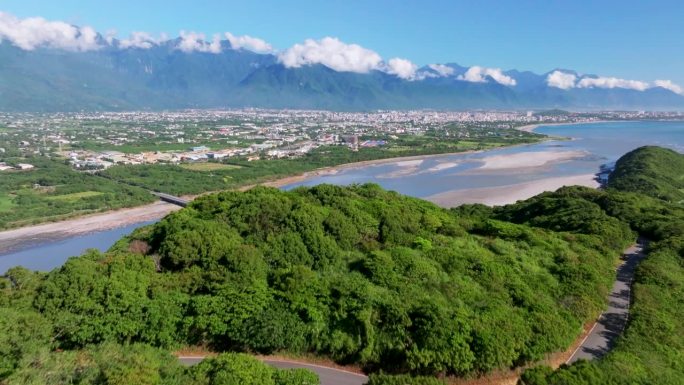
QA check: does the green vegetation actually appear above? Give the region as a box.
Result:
[0,157,155,229]
[0,196,14,212]
[1,146,682,384]
[78,141,229,154]
[2,342,318,385]
[180,163,243,172]
[0,182,629,380]
[45,191,105,201]
[366,373,446,385]
[607,145,684,204]
[517,146,684,384]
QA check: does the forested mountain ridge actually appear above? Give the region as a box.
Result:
[2,41,684,111]
[0,146,683,385]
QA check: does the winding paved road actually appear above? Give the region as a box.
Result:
[567,241,646,364]
[179,357,368,385]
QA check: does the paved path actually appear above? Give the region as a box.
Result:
[567,241,646,363]
[179,357,368,385]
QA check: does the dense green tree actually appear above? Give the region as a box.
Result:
[519,146,684,385]
[0,308,53,380]
[4,146,683,384]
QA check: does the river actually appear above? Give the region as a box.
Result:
[1,120,682,274]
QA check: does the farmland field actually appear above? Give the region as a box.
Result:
[179,162,243,171]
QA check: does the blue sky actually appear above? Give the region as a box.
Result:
[2,0,683,85]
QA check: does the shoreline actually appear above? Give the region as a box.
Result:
[261,141,556,189]
[264,148,493,188]
[0,130,594,253]
[0,144,537,252]
[0,202,181,254]
[0,117,669,249]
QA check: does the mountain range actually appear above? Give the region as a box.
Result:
[1,37,683,112]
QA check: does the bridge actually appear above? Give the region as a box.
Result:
[151,192,190,207]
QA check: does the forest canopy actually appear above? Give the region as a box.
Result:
[1,146,682,385]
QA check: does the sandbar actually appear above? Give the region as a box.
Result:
[425,174,600,207]
[0,201,181,253]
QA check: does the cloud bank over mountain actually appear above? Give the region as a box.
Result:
[545,70,681,94]
[224,32,273,53]
[457,66,517,86]
[0,10,682,111]
[0,11,99,51]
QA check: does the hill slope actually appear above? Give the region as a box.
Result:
[607,146,684,204]
[1,183,632,379]
[1,148,684,384]
[517,146,684,385]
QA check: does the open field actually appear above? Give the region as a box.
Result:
[46,191,105,201]
[0,196,14,212]
[179,162,243,171]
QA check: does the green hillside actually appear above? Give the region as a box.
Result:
[0,183,632,383]
[1,146,683,384]
[519,146,684,385]
[607,145,684,204]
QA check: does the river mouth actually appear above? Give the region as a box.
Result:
[1,120,683,274]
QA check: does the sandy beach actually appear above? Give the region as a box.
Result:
[0,202,181,253]
[425,174,600,207]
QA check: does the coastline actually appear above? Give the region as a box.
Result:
[263,149,490,188]
[0,137,580,251]
[0,145,532,251]
[0,118,663,250]
[261,141,555,189]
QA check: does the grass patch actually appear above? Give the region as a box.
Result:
[0,195,15,212]
[179,163,243,172]
[47,191,105,201]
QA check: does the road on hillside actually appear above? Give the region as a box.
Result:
[567,241,647,364]
[179,357,368,385]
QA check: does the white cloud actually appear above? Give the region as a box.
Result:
[277,37,420,79]
[104,29,117,45]
[385,58,418,79]
[428,64,454,77]
[224,32,273,53]
[120,31,160,49]
[546,70,577,89]
[458,66,516,86]
[0,11,101,51]
[177,31,222,53]
[546,71,682,94]
[278,37,383,74]
[577,76,649,91]
[654,79,683,95]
